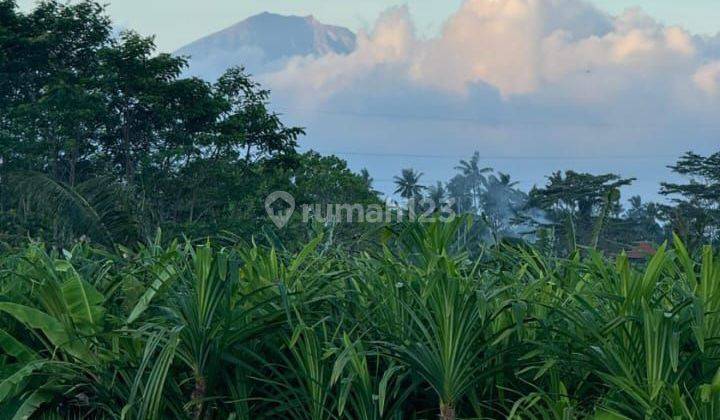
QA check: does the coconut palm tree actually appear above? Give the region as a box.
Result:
[427,181,447,207]
[393,168,425,201]
[360,168,379,195]
[481,172,527,241]
[447,174,473,214]
[454,152,492,209]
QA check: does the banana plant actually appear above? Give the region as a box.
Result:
[0,243,112,416]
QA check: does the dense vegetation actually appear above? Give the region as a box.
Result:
[1,0,719,255]
[402,152,719,254]
[0,221,719,419]
[0,0,377,248]
[2,1,720,418]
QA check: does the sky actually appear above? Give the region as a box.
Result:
[14,0,720,201]
[15,1,720,53]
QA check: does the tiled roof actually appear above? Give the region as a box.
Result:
[627,242,656,259]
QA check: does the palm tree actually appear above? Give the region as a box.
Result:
[496,172,517,188]
[360,168,373,187]
[447,174,473,214]
[394,168,425,201]
[360,168,379,195]
[481,172,526,241]
[9,171,141,246]
[455,152,492,210]
[427,181,447,207]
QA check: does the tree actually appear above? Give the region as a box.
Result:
[480,172,527,241]
[529,171,635,252]
[394,168,425,202]
[0,1,375,247]
[293,152,380,206]
[427,181,447,207]
[98,31,191,182]
[0,0,111,184]
[359,168,378,195]
[454,151,492,210]
[148,66,305,236]
[619,195,664,244]
[447,174,473,214]
[660,151,720,248]
[213,66,304,165]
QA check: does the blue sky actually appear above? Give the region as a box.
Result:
[15,1,720,52]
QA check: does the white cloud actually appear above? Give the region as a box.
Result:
[266,0,716,101]
[265,7,417,105]
[259,0,720,200]
[694,61,720,95]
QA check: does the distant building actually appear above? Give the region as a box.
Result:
[626,242,656,260]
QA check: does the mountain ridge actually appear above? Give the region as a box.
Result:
[175,12,356,80]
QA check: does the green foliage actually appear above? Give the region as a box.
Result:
[661,151,720,248]
[2,4,720,417]
[393,168,425,201]
[529,171,635,251]
[0,1,379,248]
[0,221,715,418]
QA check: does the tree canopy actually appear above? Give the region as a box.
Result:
[0,0,378,247]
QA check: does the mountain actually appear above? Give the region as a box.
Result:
[176,12,356,80]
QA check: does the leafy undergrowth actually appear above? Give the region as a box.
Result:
[0,221,719,419]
